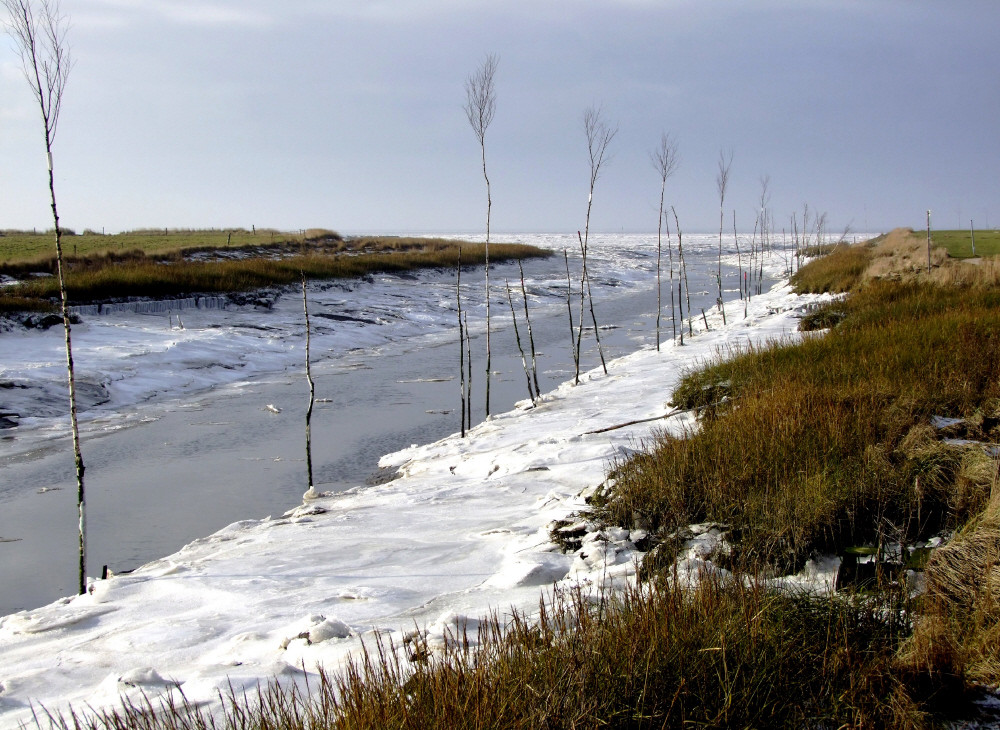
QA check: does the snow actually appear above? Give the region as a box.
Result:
[0,233,844,726]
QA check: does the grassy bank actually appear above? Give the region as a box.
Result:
[0,227,341,265]
[0,233,548,312]
[38,230,1000,728]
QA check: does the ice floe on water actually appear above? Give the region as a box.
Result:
[0,233,829,725]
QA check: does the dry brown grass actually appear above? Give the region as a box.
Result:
[912,478,1000,686]
[863,228,1000,288]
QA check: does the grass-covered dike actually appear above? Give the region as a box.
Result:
[35,229,1000,728]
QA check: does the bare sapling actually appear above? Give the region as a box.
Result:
[5,0,86,593]
[715,149,732,325]
[801,202,811,250]
[791,214,799,273]
[579,230,608,377]
[732,210,744,301]
[457,251,466,437]
[671,206,692,340]
[517,259,540,398]
[505,280,535,405]
[814,211,827,248]
[464,311,473,428]
[575,105,616,383]
[463,53,498,416]
[757,175,771,295]
[302,275,318,499]
[651,132,679,351]
[564,249,578,375]
[664,211,676,343]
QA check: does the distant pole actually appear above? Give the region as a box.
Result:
[970,219,976,257]
[926,210,932,273]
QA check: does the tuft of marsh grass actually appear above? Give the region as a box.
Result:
[36,581,939,730]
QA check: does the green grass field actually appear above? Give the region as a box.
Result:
[0,227,338,265]
[931,229,1000,258]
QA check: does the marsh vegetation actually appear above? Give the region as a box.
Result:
[0,231,547,313]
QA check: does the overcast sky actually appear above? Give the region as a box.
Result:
[0,1,996,235]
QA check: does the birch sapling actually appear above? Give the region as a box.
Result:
[464,311,472,428]
[651,132,679,351]
[463,53,498,416]
[518,259,540,398]
[715,148,733,325]
[564,249,577,375]
[575,105,616,382]
[5,0,86,593]
[457,251,466,437]
[671,206,692,340]
[505,280,535,404]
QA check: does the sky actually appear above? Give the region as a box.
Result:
[0,0,997,235]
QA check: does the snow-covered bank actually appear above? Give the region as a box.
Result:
[0,276,824,727]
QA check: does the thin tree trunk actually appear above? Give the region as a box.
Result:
[676,275,683,346]
[575,230,587,383]
[302,275,317,498]
[464,311,472,429]
[656,189,664,352]
[518,259,540,398]
[586,268,607,374]
[49,156,85,594]
[578,230,607,377]
[718,204,724,310]
[457,251,466,437]
[564,249,578,376]
[665,211,676,345]
[506,280,535,404]
[482,147,492,417]
[733,210,743,300]
[672,207,693,338]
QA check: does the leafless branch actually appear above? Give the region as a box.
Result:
[584,105,617,191]
[463,53,497,146]
[716,147,733,205]
[651,132,679,183]
[5,0,71,146]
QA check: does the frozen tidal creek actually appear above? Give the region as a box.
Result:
[0,233,809,725]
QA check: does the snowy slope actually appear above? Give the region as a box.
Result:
[0,276,822,727]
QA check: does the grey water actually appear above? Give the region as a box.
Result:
[0,249,779,616]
